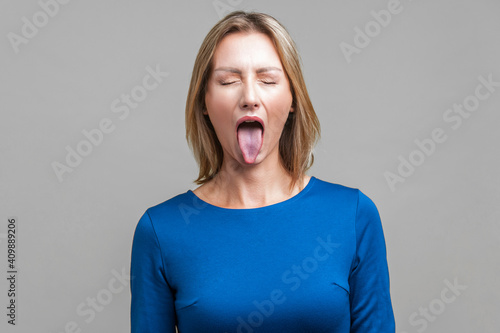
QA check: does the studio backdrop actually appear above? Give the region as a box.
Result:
[1,0,499,332]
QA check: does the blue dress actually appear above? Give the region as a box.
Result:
[130,176,395,332]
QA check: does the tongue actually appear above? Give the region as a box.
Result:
[237,123,263,164]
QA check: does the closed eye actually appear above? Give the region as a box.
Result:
[220,81,237,85]
[261,80,276,85]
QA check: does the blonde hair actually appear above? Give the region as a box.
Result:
[185,11,321,191]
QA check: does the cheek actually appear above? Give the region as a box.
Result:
[206,85,238,114]
[205,91,235,140]
[265,91,293,132]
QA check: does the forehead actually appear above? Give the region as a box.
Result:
[212,32,283,70]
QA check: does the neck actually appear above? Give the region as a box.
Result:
[208,150,305,209]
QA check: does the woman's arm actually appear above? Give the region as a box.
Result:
[130,210,176,333]
[349,190,395,332]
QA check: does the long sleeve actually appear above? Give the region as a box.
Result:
[129,178,394,332]
[130,210,176,333]
[349,190,395,332]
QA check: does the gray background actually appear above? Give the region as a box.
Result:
[1,0,499,332]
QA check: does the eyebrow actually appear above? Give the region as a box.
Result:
[213,66,282,74]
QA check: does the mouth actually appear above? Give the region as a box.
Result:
[235,116,265,133]
[236,116,264,164]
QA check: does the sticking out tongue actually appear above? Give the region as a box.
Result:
[237,122,263,164]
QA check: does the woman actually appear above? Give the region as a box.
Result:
[131,11,395,332]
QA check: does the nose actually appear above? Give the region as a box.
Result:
[239,82,260,111]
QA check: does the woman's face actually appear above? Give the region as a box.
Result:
[204,32,293,166]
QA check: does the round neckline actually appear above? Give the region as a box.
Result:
[186,176,317,212]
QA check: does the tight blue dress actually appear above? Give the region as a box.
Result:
[130,176,395,332]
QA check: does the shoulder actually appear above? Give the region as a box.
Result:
[310,177,380,218]
[137,190,199,231]
[310,176,362,204]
